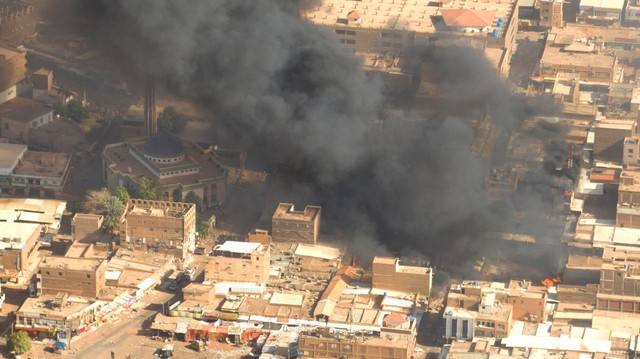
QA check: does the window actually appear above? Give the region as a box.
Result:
[45,271,50,275]
[345,39,356,45]
[346,30,356,36]
[335,30,346,35]
[58,272,63,276]
[87,274,91,279]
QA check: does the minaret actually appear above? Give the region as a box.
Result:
[144,76,157,137]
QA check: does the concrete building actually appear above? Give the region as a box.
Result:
[15,293,104,339]
[540,0,564,27]
[625,0,640,26]
[617,170,640,228]
[39,257,107,298]
[0,222,41,282]
[205,241,270,283]
[551,74,598,117]
[119,199,196,259]
[597,246,640,313]
[271,203,321,244]
[594,119,636,163]
[444,282,513,340]
[299,330,415,359]
[71,214,103,244]
[0,143,71,198]
[0,97,54,143]
[577,0,625,26]
[623,137,640,165]
[301,0,519,78]
[0,46,27,105]
[538,39,618,85]
[372,257,432,296]
[103,80,227,209]
[444,280,549,341]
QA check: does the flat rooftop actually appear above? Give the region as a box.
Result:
[0,97,52,123]
[125,199,194,218]
[40,256,105,272]
[0,143,26,172]
[214,241,262,255]
[579,0,624,10]
[0,198,66,216]
[273,203,321,221]
[548,24,640,44]
[541,46,615,72]
[0,222,39,250]
[294,243,341,260]
[0,46,23,59]
[301,0,515,37]
[12,150,71,179]
[17,295,102,319]
[620,170,640,192]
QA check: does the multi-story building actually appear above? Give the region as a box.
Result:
[271,203,321,244]
[594,119,636,163]
[577,0,625,26]
[205,241,270,283]
[71,214,104,243]
[301,0,519,78]
[538,40,618,85]
[444,280,549,341]
[372,256,432,296]
[0,143,71,198]
[596,246,640,313]
[617,170,640,228]
[39,257,107,298]
[0,46,27,105]
[540,0,564,27]
[103,80,227,209]
[0,222,41,282]
[119,199,196,259]
[625,0,640,26]
[0,97,55,143]
[103,134,228,209]
[299,330,415,359]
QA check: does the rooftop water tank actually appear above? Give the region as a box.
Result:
[493,29,500,38]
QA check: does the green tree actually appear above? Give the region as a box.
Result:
[64,99,89,123]
[82,188,111,214]
[7,331,32,355]
[103,195,125,231]
[135,177,158,200]
[114,187,130,205]
[157,106,188,133]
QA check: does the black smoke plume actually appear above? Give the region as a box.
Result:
[84,0,566,278]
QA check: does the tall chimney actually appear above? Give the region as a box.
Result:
[144,76,157,137]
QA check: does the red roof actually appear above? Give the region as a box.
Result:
[347,10,361,20]
[440,9,495,27]
[383,313,408,324]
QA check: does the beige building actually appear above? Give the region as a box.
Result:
[0,97,55,143]
[39,257,107,298]
[617,170,640,228]
[119,199,196,259]
[597,246,640,313]
[71,214,104,243]
[205,241,270,283]
[15,293,103,339]
[272,203,321,244]
[0,222,41,282]
[0,143,72,198]
[301,0,519,78]
[299,330,414,359]
[0,46,27,105]
[577,0,624,26]
[594,119,636,163]
[539,0,563,27]
[372,256,432,296]
[103,133,227,209]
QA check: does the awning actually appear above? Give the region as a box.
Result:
[175,318,191,334]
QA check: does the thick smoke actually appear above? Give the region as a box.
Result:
[89,0,566,276]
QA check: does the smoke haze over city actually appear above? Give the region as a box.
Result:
[86,0,567,278]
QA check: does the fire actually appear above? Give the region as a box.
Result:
[540,276,561,287]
